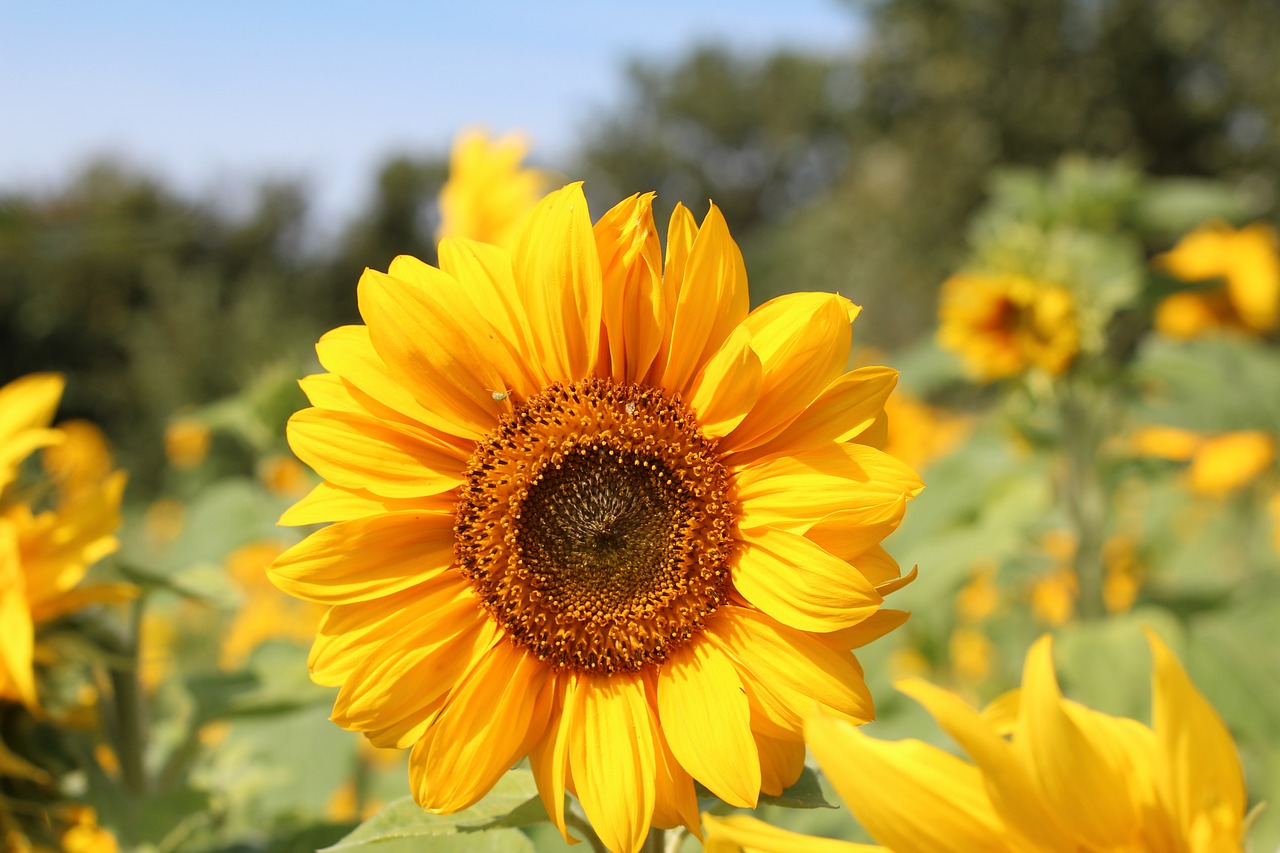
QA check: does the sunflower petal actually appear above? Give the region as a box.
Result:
[687,325,762,439]
[657,640,760,808]
[734,527,882,632]
[277,481,450,526]
[413,640,551,812]
[737,366,899,464]
[754,732,805,796]
[269,511,456,604]
[287,408,466,499]
[660,204,748,395]
[709,605,874,737]
[1146,627,1247,847]
[530,676,576,844]
[807,708,1016,853]
[897,676,1075,850]
[702,813,880,853]
[595,192,665,383]
[513,183,603,381]
[570,674,658,853]
[358,267,510,438]
[1016,635,1140,847]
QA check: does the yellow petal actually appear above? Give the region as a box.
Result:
[708,605,874,738]
[412,640,551,812]
[333,610,499,745]
[736,366,898,464]
[315,325,446,428]
[28,582,138,624]
[358,267,507,438]
[702,813,880,853]
[287,408,465,499]
[734,527,882,632]
[0,373,64,490]
[512,183,603,381]
[806,708,1016,853]
[646,202,699,387]
[269,511,456,604]
[657,640,760,807]
[569,673,658,853]
[1015,635,1140,848]
[754,732,805,796]
[650,726,701,834]
[277,481,450,526]
[660,204,748,395]
[388,253,545,400]
[687,325,763,439]
[1146,627,1247,849]
[736,443,919,534]
[817,609,910,651]
[595,192,665,383]
[308,578,474,686]
[896,677,1074,850]
[722,293,859,452]
[530,676,576,844]
[0,525,37,708]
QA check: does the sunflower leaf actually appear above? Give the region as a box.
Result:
[323,770,543,850]
[757,766,835,809]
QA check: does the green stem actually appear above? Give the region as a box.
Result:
[1060,381,1109,621]
[565,810,608,853]
[643,827,666,853]
[108,596,149,795]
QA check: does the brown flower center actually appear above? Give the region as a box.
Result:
[454,378,736,674]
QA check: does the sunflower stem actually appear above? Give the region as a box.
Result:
[565,809,608,853]
[1059,378,1109,621]
[643,827,666,853]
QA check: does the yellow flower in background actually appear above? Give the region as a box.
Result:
[142,498,186,554]
[436,128,553,248]
[58,806,118,853]
[1102,534,1143,615]
[0,375,131,710]
[0,374,64,492]
[880,392,970,470]
[41,420,112,501]
[955,562,1000,624]
[258,454,310,497]
[1186,430,1275,497]
[220,540,326,669]
[271,185,922,853]
[948,626,995,683]
[1127,424,1204,461]
[164,417,210,469]
[1155,222,1280,338]
[705,630,1246,853]
[1029,568,1077,627]
[937,273,1079,381]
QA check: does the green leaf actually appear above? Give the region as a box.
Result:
[324,770,543,850]
[757,766,835,810]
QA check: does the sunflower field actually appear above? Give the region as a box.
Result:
[4,3,1280,852]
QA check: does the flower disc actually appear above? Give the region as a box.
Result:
[455,378,735,674]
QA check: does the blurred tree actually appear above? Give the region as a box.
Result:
[580,0,1280,345]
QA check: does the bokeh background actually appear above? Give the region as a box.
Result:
[4,0,1280,850]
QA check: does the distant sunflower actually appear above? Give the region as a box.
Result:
[435,128,553,248]
[0,374,131,710]
[1155,222,1280,339]
[271,185,922,853]
[937,273,1079,381]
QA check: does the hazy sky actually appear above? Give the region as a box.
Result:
[1,1,860,224]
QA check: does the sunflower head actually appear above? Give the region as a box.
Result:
[271,184,922,853]
[1155,221,1280,338]
[937,273,1080,381]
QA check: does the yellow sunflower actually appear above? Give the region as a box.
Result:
[1155,222,1280,339]
[270,185,923,853]
[0,375,131,710]
[937,273,1079,381]
[435,128,553,248]
[706,628,1249,852]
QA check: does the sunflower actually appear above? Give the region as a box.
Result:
[705,629,1248,852]
[937,273,1079,381]
[270,185,922,852]
[0,374,131,710]
[435,128,553,248]
[1154,222,1280,339]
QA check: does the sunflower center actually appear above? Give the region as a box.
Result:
[454,378,736,675]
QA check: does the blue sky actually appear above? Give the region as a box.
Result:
[1,1,860,224]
